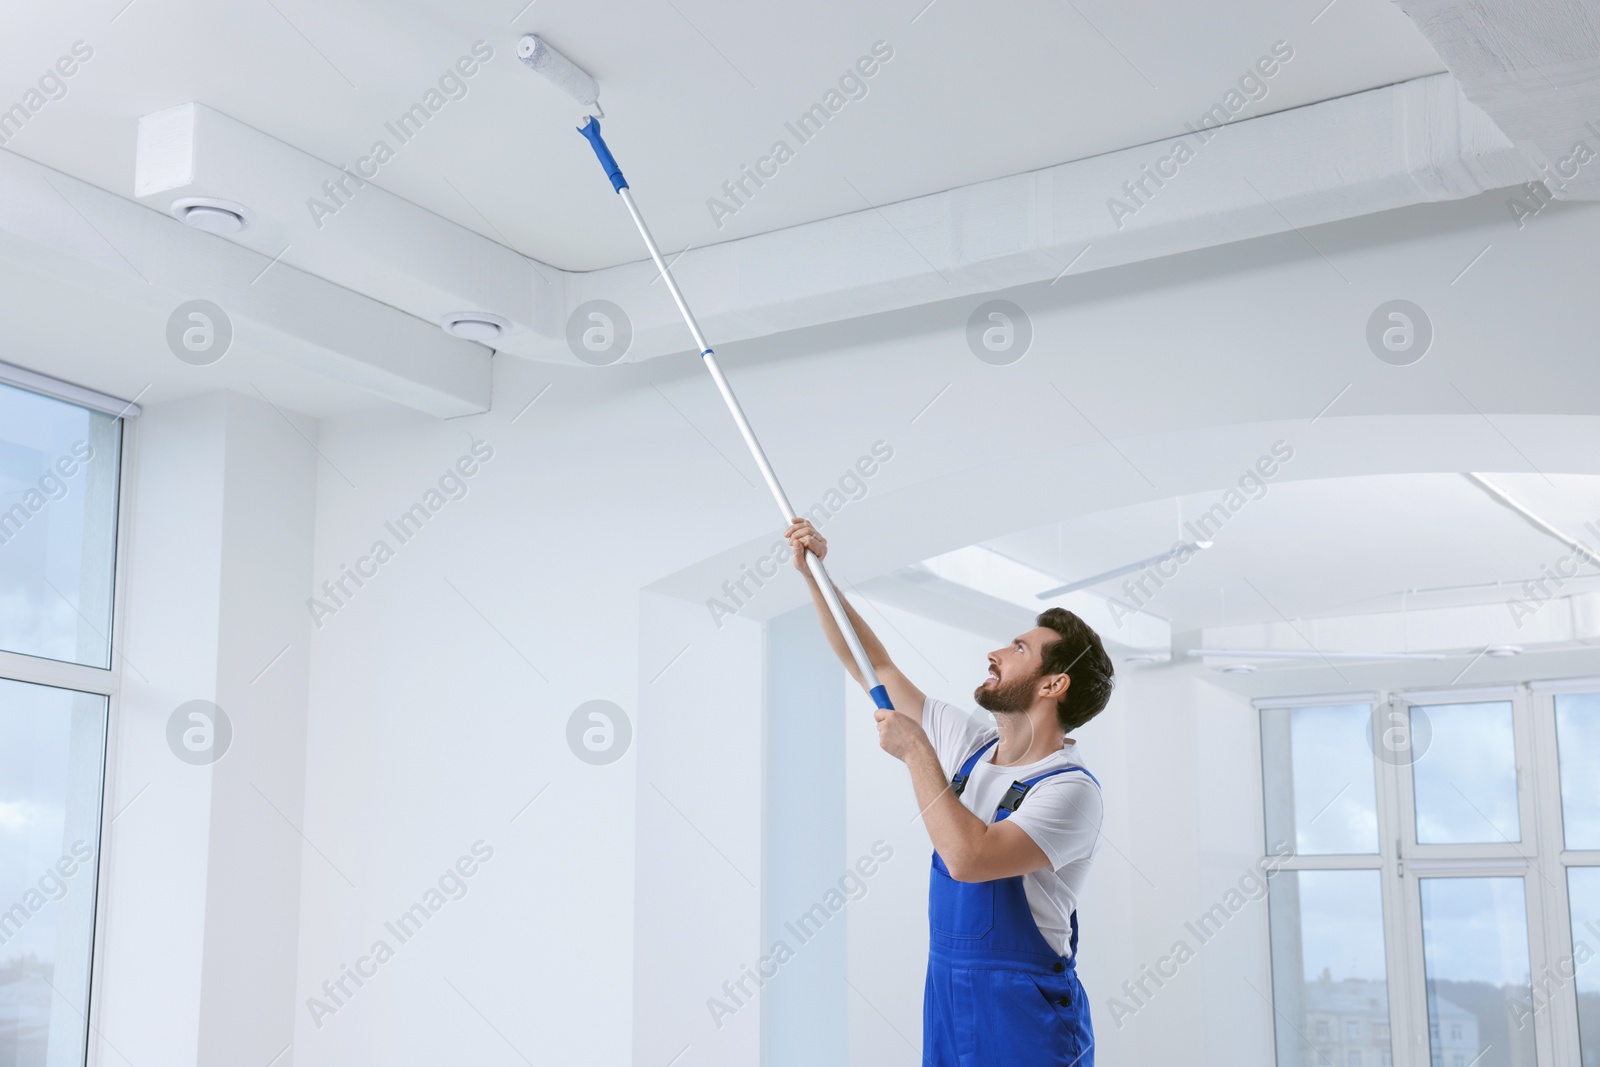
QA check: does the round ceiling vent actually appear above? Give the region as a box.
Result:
[440,312,510,344]
[170,197,253,235]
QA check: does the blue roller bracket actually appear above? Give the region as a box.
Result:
[578,117,628,192]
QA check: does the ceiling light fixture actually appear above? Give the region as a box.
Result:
[1188,649,1449,662]
[439,312,510,344]
[1037,540,1213,599]
[1463,473,1599,565]
[170,196,253,235]
[1215,663,1257,674]
[1484,644,1523,657]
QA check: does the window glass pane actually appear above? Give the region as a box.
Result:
[1570,868,1600,1067]
[1262,704,1380,855]
[1419,877,1535,1067]
[0,382,121,668]
[1556,695,1600,850]
[0,677,106,1067]
[1411,702,1520,845]
[1268,869,1392,1067]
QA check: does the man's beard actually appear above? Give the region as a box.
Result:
[974,670,1039,714]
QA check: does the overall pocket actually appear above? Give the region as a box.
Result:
[964,969,1087,1065]
[929,853,995,939]
[1022,969,1093,1065]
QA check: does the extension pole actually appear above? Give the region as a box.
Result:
[577,118,894,712]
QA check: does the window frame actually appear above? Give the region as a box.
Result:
[1259,681,1593,1067]
[85,414,134,1067]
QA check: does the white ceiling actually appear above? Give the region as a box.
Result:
[984,472,1600,633]
[3,0,1444,271]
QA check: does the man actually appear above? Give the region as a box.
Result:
[784,518,1114,1066]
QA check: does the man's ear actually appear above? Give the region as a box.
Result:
[1042,673,1070,697]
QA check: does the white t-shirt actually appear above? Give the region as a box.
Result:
[922,696,1103,958]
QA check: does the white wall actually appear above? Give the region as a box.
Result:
[630,592,763,1067]
[1088,668,1275,1067]
[98,393,315,1067]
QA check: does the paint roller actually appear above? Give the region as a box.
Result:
[516,35,603,117]
[518,34,896,713]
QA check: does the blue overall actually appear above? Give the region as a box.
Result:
[925,737,1100,1067]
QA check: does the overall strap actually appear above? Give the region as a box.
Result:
[987,762,1098,963]
[950,738,999,797]
[994,764,1099,819]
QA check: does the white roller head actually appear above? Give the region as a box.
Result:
[517,35,602,117]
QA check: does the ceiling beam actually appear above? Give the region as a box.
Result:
[561,73,1530,363]
[1198,588,1600,657]
[1395,0,1600,200]
[2,145,491,418]
[134,102,560,366]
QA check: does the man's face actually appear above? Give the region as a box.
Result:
[974,626,1060,713]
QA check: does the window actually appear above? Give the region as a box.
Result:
[0,376,124,1067]
[1420,877,1533,1065]
[1563,792,1600,1067]
[1410,702,1519,844]
[1264,686,1594,1067]
[1555,694,1600,849]
[1262,704,1379,855]
[1264,703,1394,1067]
[1267,868,1390,1067]
[0,382,122,667]
[1561,681,1600,1067]
[1347,1051,1360,1067]
[0,679,107,1065]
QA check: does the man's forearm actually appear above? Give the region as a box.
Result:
[905,739,987,875]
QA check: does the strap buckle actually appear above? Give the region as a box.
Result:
[996,780,1031,814]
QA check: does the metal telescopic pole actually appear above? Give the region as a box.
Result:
[575,118,891,709]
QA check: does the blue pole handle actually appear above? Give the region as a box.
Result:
[869,684,895,711]
[577,117,628,192]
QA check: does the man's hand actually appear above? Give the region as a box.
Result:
[784,518,826,574]
[875,707,933,763]
[783,518,929,718]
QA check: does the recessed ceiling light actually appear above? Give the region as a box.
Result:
[1215,663,1257,674]
[1485,644,1523,658]
[1125,653,1168,664]
[170,196,253,235]
[440,312,510,344]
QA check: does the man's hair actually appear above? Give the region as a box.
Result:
[1035,607,1115,732]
